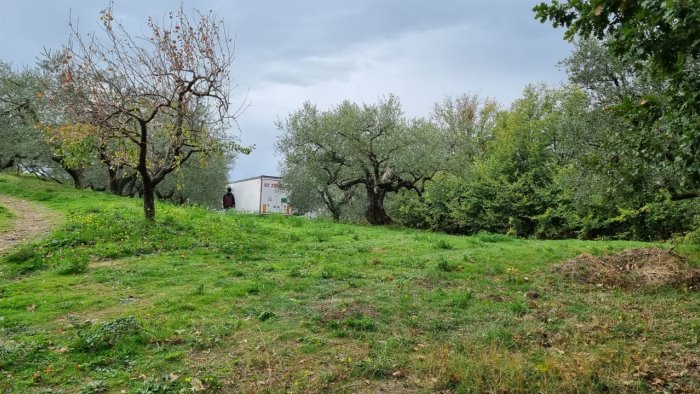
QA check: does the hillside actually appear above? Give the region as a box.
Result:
[1,174,699,393]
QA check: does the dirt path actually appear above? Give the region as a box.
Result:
[0,195,61,254]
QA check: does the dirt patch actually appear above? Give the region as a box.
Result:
[0,195,62,254]
[316,299,380,323]
[554,248,700,290]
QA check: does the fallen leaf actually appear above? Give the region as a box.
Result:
[27,304,37,312]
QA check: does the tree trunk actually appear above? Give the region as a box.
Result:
[51,155,85,189]
[137,120,156,220]
[107,167,120,194]
[365,186,391,225]
[65,167,85,189]
[143,178,156,220]
[108,168,137,196]
[320,190,342,221]
[1,158,15,171]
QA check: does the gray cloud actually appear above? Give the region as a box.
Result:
[0,0,573,180]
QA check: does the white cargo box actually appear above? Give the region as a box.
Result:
[229,175,291,214]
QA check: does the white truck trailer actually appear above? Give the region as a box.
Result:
[228,175,291,214]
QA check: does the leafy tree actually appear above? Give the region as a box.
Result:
[155,149,234,208]
[51,3,247,220]
[279,163,359,221]
[534,0,700,73]
[276,96,443,225]
[0,62,91,187]
[534,0,700,201]
[0,63,50,172]
[557,38,700,239]
[395,85,630,238]
[432,94,499,173]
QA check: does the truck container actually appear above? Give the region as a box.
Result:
[228,175,291,214]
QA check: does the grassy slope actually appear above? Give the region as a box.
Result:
[0,174,699,393]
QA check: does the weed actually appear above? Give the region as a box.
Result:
[4,246,46,274]
[288,267,302,278]
[353,341,406,378]
[450,290,474,309]
[192,283,205,295]
[505,267,527,284]
[137,374,187,393]
[315,233,330,243]
[73,316,145,353]
[259,310,276,321]
[342,314,377,332]
[435,239,454,250]
[0,340,29,369]
[508,300,530,316]
[436,256,459,272]
[318,263,351,280]
[58,255,89,275]
[80,380,108,394]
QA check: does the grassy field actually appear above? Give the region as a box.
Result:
[1,174,699,393]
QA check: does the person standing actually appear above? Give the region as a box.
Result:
[223,187,236,209]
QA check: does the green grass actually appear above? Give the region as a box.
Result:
[0,203,14,232]
[1,174,699,393]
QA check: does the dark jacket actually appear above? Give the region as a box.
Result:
[223,191,235,209]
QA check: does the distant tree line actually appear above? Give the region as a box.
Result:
[277,1,700,242]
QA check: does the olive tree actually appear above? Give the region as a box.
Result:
[0,62,93,186]
[432,94,499,172]
[276,96,443,225]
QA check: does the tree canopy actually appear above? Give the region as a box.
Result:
[49,3,247,219]
[534,0,700,200]
[276,96,443,225]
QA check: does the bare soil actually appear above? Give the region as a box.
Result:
[0,195,61,254]
[553,248,700,290]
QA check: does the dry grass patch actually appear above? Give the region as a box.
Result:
[554,248,700,290]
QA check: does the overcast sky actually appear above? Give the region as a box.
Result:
[0,1,572,181]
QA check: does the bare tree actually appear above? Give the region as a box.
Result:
[53,2,246,219]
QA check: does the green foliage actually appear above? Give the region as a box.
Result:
[0,62,68,179]
[534,1,700,75]
[535,0,700,207]
[276,96,446,224]
[73,316,146,353]
[154,150,234,209]
[58,255,89,275]
[393,84,700,241]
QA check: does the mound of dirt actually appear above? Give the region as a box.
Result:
[553,248,700,290]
